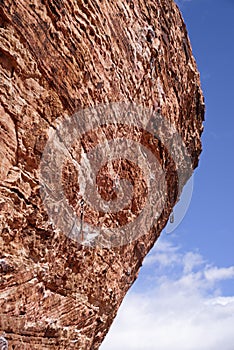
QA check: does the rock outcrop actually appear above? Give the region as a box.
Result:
[0,0,204,349]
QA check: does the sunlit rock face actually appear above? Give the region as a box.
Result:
[0,0,204,349]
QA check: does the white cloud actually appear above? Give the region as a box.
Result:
[100,238,234,350]
[183,251,205,273]
[204,266,234,282]
[143,240,180,268]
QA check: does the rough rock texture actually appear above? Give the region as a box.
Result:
[0,0,204,349]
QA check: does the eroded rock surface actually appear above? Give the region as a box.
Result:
[0,0,204,349]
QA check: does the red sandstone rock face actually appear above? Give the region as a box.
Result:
[0,0,204,349]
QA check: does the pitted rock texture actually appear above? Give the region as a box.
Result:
[0,0,204,349]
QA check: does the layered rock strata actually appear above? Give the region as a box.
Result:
[0,0,204,349]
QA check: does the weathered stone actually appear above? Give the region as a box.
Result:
[0,0,204,349]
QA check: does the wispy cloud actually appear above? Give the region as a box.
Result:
[100,238,234,350]
[204,266,234,282]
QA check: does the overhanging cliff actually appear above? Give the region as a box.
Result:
[0,0,204,349]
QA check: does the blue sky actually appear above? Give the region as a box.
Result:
[101,0,234,348]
